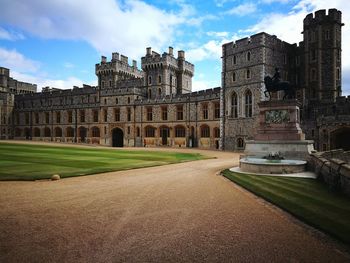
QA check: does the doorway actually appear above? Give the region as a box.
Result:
[112,128,124,147]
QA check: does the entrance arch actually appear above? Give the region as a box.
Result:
[112,128,124,147]
[330,127,350,150]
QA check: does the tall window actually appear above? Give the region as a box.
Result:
[93,110,99,122]
[311,68,317,81]
[56,112,61,124]
[68,111,73,123]
[177,105,183,120]
[246,69,251,79]
[66,127,74,137]
[148,89,152,99]
[158,75,162,84]
[175,126,186,137]
[104,109,108,122]
[35,113,39,124]
[127,108,131,121]
[231,92,238,118]
[162,106,168,120]
[201,125,210,138]
[45,112,50,124]
[245,90,253,117]
[116,98,118,104]
[136,127,140,137]
[80,110,85,122]
[25,113,29,125]
[148,76,152,85]
[202,103,208,120]
[214,102,220,119]
[115,108,120,121]
[237,138,244,148]
[147,107,153,121]
[337,68,340,80]
[247,51,251,61]
[232,72,236,82]
[232,55,236,65]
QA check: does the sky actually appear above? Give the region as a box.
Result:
[0,0,349,95]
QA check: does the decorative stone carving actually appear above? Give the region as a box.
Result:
[265,110,290,124]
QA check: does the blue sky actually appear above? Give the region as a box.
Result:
[0,0,349,94]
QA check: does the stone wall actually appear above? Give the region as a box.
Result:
[308,150,350,197]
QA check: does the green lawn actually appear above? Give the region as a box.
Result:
[0,142,204,180]
[222,170,350,245]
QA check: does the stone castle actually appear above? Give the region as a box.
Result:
[0,8,349,151]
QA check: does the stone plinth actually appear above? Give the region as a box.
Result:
[255,100,305,141]
[244,99,314,161]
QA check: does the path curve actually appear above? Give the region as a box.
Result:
[0,144,349,262]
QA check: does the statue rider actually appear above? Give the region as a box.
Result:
[272,67,281,86]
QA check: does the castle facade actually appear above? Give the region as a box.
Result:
[1,8,349,151]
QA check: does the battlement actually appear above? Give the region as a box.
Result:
[223,32,293,54]
[304,9,342,26]
[95,52,143,78]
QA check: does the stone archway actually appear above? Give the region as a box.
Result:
[112,128,124,147]
[330,127,350,150]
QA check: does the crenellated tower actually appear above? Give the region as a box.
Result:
[302,9,344,103]
[95,53,143,89]
[141,47,194,99]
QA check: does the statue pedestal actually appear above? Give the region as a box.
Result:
[245,99,314,160]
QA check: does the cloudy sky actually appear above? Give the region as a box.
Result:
[0,0,349,94]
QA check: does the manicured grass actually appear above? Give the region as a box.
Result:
[0,142,205,180]
[222,169,350,245]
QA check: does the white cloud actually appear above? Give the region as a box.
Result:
[225,3,257,16]
[214,0,236,7]
[0,0,188,59]
[0,47,40,72]
[0,27,24,40]
[260,0,291,4]
[207,31,229,38]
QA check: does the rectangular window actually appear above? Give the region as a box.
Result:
[104,109,108,122]
[25,113,29,125]
[115,108,120,121]
[202,104,208,120]
[147,107,153,121]
[127,126,130,134]
[56,112,61,124]
[161,106,168,121]
[45,112,50,124]
[35,113,39,124]
[214,103,220,119]
[177,105,183,120]
[80,110,85,123]
[93,110,99,122]
[336,68,340,80]
[311,69,317,81]
[68,111,73,123]
[127,108,131,122]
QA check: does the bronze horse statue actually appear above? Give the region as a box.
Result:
[264,76,295,100]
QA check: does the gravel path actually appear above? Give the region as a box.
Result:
[0,143,349,262]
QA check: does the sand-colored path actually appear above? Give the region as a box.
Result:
[0,145,349,262]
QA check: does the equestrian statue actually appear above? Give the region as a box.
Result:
[264,68,295,100]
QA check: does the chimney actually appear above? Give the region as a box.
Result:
[112,52,119,61]
[132,60,137,68]
[146,47,152,56]
[168,46,174,56]
[178,50,185,59]
[101,56,107,63]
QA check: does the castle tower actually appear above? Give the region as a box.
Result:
[141,47,194,99]
[302,9,343,103]
[95,53,143,89]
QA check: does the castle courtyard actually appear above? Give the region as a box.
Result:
[0,143,349,262]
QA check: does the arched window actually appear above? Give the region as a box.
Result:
[158,88,161,96]
[245,90,253,117]
[214,127,220,138]
[232,55,236,65]
[158,75,162,84]
[66,127,74,137]
[232,72,236,82]
[247,51,251,61]
[116,98,118,104]
[128,97,130,104]
[148,76,152,85]
[246,69,251,79]
[175,125,186,137]
[201,125,210,138]
[54,127,62,137]
[145,126,156,137]
[237,138,244,149]
[15,128,22,137]
[231,92,238,118]
[91,127,100,137]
